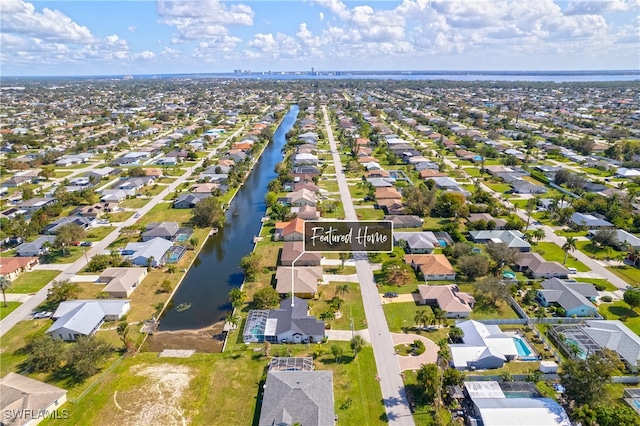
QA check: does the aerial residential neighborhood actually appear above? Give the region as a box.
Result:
[1,76,639,426]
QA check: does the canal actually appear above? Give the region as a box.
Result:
[157,105,299,332]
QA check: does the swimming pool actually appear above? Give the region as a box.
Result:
[565,338,587,359]
[438,239,448,247]
[513,337,532,357]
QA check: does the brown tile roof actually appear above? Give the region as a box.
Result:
[405,254,455,276]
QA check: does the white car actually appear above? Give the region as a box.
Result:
[33,311,52,319]
[567,267,577,274]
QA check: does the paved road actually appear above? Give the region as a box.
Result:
[322,106,416,425]
[0,122,250,337]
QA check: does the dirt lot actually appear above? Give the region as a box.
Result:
[113,364,194,426]
[145,322,226,353]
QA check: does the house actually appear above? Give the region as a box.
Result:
[88,166,115,180]
[418,285,475,318]
[467,213,507,230]
[570,212,613,229]
[16,197,57,213]
[122,237,174,267]
[514,253,569,279]
[583,182,607,193]
[615,167,640,178]
[274,218,305,241]
[384,215,423,228]
[449,320,519,370]
[468,230,531,252]
[15,236,56,257]
[0,257,39,280]
[100,189,132,203]
[258,371,335,426]
[145,168,164,178]
[43,216,95,235]
[173,193,210,209]
[98,267,148,298]
[141,222,180,241]
[291,205,320,220]
[0,373,67,426]
[243,297,325,344]
[511,180,547,194]
[432,176,461,189]
[536,278,598,317]
[419,169,447,180]
[275,266,323,298]
[405,254,456,281]
[292,153,319,166]
[394,231,441,254]
[118,177,154,191]
[190,183,218,194]
[376,198,404,215]
[463,381,571,426]
[287,188,317,207]
[587,229,640,250]
[76,202,119,218]
[47,300,130,341]
[366,177,395,187]
[279,241,321,266]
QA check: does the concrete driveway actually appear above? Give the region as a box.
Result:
[391,333,438,371]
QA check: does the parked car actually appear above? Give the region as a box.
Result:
[33,311,52,319]
[383,292,399,298]
[80,241,92,247]
[567,267,577,274]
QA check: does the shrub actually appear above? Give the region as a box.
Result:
[600,295,613,302]
[595,283,607,291]
[414,339,426,355]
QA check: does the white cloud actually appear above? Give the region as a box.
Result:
[319,12,324,21]
[0,0,95,43]
[156,0,254,43]
[565,0,635,15]
[128,26,138,33]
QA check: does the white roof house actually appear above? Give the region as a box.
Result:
[122,237,173,267]
[449,320,519,370]
[47,300,130,341]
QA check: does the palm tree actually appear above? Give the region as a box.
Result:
[414,310,428,330]
[562,236,577,265]
[0,276,11,308]
[335,283,350,299]
[533,228,546,244]
[351,335,365,359]
[524,197,537,232]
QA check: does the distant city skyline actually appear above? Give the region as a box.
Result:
[1,0,639,77]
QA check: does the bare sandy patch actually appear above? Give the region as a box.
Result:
[112,364,194,426]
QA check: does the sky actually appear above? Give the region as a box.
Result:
[1,0,639,76]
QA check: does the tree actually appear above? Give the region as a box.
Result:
[263,341,271,357]
[474,276,513,308]
[623,287,640,309]
[350,335,365,359]
[335,283,350,299]
[524,197,537,232]
[66,336,113,380]
[24,334,66,372]
[416,363,439,404]
[229,288,246,309]
[54,223,87,255]
[562,236,578,265]
[379,259,412,286]
[116,319,133,352]
[485,241,521,268]
[0,276,11,307]
[44,280,80,311]
[414,310,429,330]
[457,255,489,281]
[331,344,344,363]
[560,349,623,406]
[448,326,464,343]
[338,252,350,270]
[253,287,280,309]
[189,236,199,250]
[160,280,172,293]
[594,404,640,426]
[192,196,225,228]
[264,191,278,208]
[240,252,263,281]
[128,167,146,177]
[532,228,546,244]
[402,184,438,216]
[591,228,619,248]
[442,367,465,387]
[433,191,467,218]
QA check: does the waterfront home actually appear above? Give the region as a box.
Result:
[258,370,334,426]
[243,297,325,344]
[419,169,447,179]
[405,254,456,281]
[47,300,130,341]
[122,237,173,267]
[173,193,210,209]
[275,266,323,298]
[418,284,474,318]
[286,188,318,207]
[98,267,148,298]
[536,278,598,317]
[142,222,180,242]
[291,205,320,220]
[279,242,321,266]
[274,218,305,241]
[15,236,56,257]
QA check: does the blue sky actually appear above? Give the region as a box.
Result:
[1,0,639,76]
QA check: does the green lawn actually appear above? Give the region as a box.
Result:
[41,247,85,264]
[598,301,640,335]
[354,208,384,221]
[0,302,21,320]
[485,183,512,193]
[382,302,449,335]
[311,282,366,330]
[107,211,135,222]
[607,265,640,287]
[86,226,115,242]
[573,278,618,292]
[534,242,590,272]
[0,320,51,377]
[119,197,150,209]
[6,270,60,294]
[576,241,624,260]
[140,202,193,226]
[457,284,520,320]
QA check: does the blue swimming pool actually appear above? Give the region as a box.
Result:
[438,239,448,247]
[513,337,532,357]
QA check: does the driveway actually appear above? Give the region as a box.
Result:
[380,293,420,304]
[391,333,438,371]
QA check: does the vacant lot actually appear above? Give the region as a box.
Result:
[534,242,589,272]
[607,265,640,287]
[6,270,60,294]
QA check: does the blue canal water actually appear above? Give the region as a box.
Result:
[158,105,299,331]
